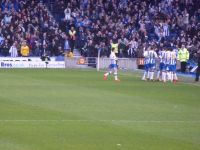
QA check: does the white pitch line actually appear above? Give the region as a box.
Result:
[0,120,200,123]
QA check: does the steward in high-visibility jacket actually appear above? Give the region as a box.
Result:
[111,42,119,56]
[178,45,189,73]
[69,27,76,53]
[178,47,189,62]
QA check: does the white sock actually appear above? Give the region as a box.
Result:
[114,73,118,80]
[156,71,160,79]
[147,71,150,79]
[150,72,154,80]
[149,72,152,80]
[142,71,147,80]
[169,72,172,81]
[170,72,173,82]
[152,72,154,80]
[104,72,109,76]
[162,72,166,82]
[174,73,178,80]
[167,72,171,81]
[114,76,118,80]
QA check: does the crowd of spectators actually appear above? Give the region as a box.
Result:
[0,0,200,61]
[0,0,67,57]
[51,0,200,59]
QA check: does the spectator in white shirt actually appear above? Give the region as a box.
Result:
[139,20,147,37]
[4,13,12,24]
[9,42,18,57]
[127,38,138,58]
[64,7,71,21]
[163,22,169,37]
[183,9,189,29]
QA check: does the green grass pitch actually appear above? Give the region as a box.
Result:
[0,69,200,150]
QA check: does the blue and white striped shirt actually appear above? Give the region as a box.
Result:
[148,50,157,64]
[169,51,177,65]
[159,50,166,63]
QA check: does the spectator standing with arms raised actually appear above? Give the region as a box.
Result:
[127,38,138,58]
[64,7,71,21]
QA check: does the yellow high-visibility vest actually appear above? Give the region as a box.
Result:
[111,43,119,54]
[69,30,76,40]
[178,48,189,62]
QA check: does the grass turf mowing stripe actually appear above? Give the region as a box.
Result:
[0,120,200,123]
[0,69,200,150]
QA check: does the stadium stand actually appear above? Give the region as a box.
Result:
[0,0,65,57]
[0,0,200,61]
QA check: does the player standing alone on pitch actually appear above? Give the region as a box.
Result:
[104,48,120,81]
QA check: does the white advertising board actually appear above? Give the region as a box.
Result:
[0,61,65,68]
[0,57,65,68]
